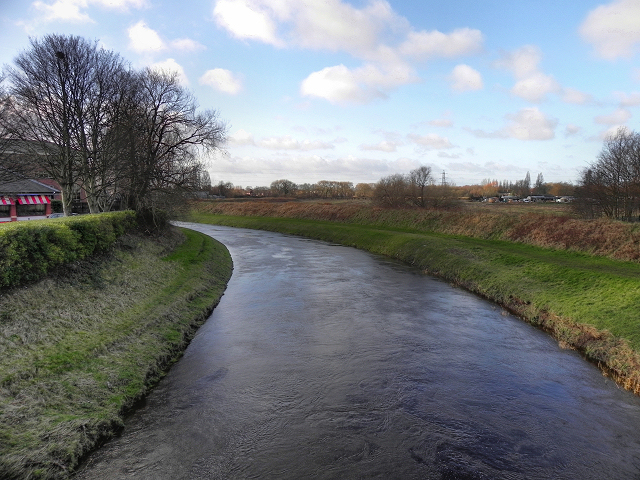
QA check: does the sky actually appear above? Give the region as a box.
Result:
[1,0,640,189]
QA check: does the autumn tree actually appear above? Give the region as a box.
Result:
[547,182,574,197]
[354,182,374,198]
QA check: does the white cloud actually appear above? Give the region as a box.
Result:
[438,152,461,159]
[360,141,399,152]
[580,0,640,59]
[495,45,561,103]
[399,28,484,59]
[562,88,593,105]
[614,92,640,107]
[449,64,483,92]
[467,108,557,140]
[225,130,335,150]
[128,20,165,53]
[301,63,418,104]
[301,65,374,104]
[171,38,206,52]
[428,119,454,128]
[226,129,256,146]
[258,135,335,150]
[127,21,204,58]
[212,0,408,57]
[495,44,542,78]
[565,124,582,137]
[200,69,243,94]
[595,108,632,125]
[511,72,560,103]
[32,0,93,23]
[93,0,147,9]
[213,0,283,47]
[505,108,557,140]
[31,0,147,24]
[285,0,402,57]
[214,0,484,105]
[208,151,408,184]
[407,133,454,150]
[151,58,189,85]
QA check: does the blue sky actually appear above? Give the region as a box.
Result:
[2,0,640,189]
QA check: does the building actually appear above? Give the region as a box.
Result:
[0,177,59,222]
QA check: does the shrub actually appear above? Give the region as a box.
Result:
[0,211,137,289]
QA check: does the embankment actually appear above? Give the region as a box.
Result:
[190,199,640,260]
[188,199,640,397]
[0,226,233,480]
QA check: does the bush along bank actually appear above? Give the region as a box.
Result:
[187,208,640,397]
[0,226,233,480]
[0,211,138,289]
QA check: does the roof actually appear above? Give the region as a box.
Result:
[0,177,59,195]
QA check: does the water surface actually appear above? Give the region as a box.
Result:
[76,224,640,479]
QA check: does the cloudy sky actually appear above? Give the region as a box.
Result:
[1,0,640,188]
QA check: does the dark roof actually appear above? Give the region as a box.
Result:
[0,177,59,195]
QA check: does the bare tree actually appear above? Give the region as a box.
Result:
[270,179,297,197]
[574,128,640,220]
[373,173,409,207]
[409,165,433,207]
[533,173,548,195]
[72,48,130,213]
[2,35,98,214]
[118,68,226,212]
[2,35,226,218]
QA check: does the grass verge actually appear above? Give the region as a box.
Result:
[188,211,640,396]
[0,227,233,480]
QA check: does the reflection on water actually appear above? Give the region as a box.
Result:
[76,224,640,479]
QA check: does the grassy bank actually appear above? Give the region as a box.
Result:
[188,205,640,396]
[0,227,233,480]
[190,199,640,261]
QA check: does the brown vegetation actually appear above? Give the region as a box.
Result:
[191,199,640,262]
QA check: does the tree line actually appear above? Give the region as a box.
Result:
[203,178,367,199]
[208,166,575,206]
[0,34,226,217]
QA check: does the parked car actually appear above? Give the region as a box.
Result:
[48,212,65,218]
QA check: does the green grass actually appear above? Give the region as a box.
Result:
[188,211,640,390]
[0,227,232,480]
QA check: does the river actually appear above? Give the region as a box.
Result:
[76,223,640,479]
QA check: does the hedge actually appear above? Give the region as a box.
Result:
[0,211,137,289]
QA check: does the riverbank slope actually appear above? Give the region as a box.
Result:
[188,200,640,396]
[0,227,233,480]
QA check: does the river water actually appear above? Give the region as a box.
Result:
[76,223,640,479]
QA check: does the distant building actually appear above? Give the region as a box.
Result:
[0,177,59,222]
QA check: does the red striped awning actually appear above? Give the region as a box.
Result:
[17,195,51,205]
[0,197,14,206]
